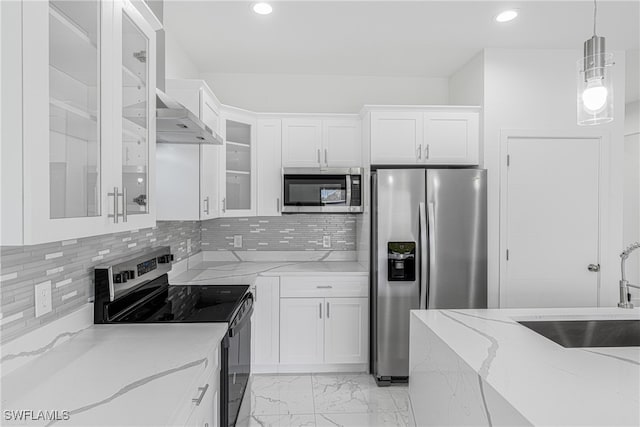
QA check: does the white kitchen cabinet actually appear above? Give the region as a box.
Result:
[369,108,480,166]
[279,276,369,368]
[324,297,368,364]
[423,112,479,165]
[280,298,325,365]
[370,111,423,165]
[157,80,222,220]
[281,119,323,167]
[251,276,280,371]
[220,107,257,217]
[282,117,362,168]
[183,362,218,427]
[256,119,282,216]
[323,119,362,167]
[1,0,158,245]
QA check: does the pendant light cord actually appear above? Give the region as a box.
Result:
[593,0,597,36]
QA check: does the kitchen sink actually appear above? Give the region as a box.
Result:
[517,319,640,348]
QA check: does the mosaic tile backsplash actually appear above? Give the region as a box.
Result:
[201,215,357,251]
[0,221,201,343]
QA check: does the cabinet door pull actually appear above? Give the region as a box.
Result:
[122,187,128,223]
[326,302,330,318]
[425,144,430,160]
[317,149,321,164]
[319,302,322,318]
[277,198,280,213]
[324,149,328,165]
[204,197,210,215]
[316,285,332,289]
[108,187,122,224]
[192,383,210,405]
[417,144,422,160]
[222,197,226,213]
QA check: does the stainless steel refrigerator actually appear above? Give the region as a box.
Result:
[371,168,487,385]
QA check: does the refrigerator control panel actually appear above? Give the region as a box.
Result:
[387,242,416,281]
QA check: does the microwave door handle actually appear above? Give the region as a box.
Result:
[346,175,352,206]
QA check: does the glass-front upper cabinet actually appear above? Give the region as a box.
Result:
[220,108,257,217]
[7,0,158,245]
[112,0,156,231]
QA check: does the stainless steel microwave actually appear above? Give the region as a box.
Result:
[282,167,363,213]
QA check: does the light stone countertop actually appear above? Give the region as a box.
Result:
[170,260,368,286]
[410,307,640,426]
[1,323,228,426]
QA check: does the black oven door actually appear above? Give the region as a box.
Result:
[220,303,253,427]
[283,174,348,206]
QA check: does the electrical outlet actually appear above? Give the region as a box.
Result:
[35,281,52,318]
[233,235,243,248]
[323,235,331,248]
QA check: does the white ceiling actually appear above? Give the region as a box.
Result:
[165,1,640,78]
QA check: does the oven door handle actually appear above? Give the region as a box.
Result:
[228,306,253,338]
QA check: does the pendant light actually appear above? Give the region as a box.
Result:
[577,0,614,125]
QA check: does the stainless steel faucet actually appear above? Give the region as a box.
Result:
[618,242,640,308]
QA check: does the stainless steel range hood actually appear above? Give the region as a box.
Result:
[152,0,221,145]
[156,89,223,145]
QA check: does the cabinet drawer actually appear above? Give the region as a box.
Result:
[280,276,368,298]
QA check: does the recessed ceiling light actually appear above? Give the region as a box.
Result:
[495,10,518,23]
[253,2,273,15]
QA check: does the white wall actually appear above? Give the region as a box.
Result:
[624,101,640,303]
[165,31,200,80]
[483,48,626,308]
[200,73,449,113]
[448,52,484,106]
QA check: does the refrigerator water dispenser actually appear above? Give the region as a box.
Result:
[387,242,416,281]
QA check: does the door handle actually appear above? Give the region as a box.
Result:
[324,148,328,165]
[319,302,322,319]
[424,144,430,160]
[277,198,280,213]
[427,202,436,308]
[417,144,422,160]
[419,203,427,310]
[317,149,321,164]
[222,197,226,213]
[326,301,330,318]
[588,264,600,272]
[204,197,210,215]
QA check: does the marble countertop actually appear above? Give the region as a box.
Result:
[411,307,640,426]
[170,260,368,286]
[1,323,228,426]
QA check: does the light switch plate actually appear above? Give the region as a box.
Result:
[35,281,52,318]
[323,235,331,248]
[233,235,243,248]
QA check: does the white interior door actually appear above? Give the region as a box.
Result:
[504,136,600,308]
[279,298,324,365]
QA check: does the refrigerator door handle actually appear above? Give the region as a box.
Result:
[419,202,428,310]
[427,202,436,309]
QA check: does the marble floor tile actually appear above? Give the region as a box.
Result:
[315,412,409,427]
[239,373,416,426]
[247,414,317,427]
[312,374,399,413]
[250,374,315,415]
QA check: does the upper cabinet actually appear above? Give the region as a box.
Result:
[282,117,362,168]
[220,107,257,217]
[157,80,222,221]
[369,108,480,166]
[1,0,158,245]
[256,119,283,217]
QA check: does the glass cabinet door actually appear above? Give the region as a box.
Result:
[121,9,149,217]
[225,120,252,211]
[48,0,101,219]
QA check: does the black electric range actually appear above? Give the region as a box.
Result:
[94,247,252,427]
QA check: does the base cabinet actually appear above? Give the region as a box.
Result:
[280,298,325,365]
[251,276,280,370]
[324,298,368,364]
[184,367,218,427]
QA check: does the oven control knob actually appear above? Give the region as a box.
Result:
[113,272,127,283]
[126,270,135,279]
[157,254,174,264]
